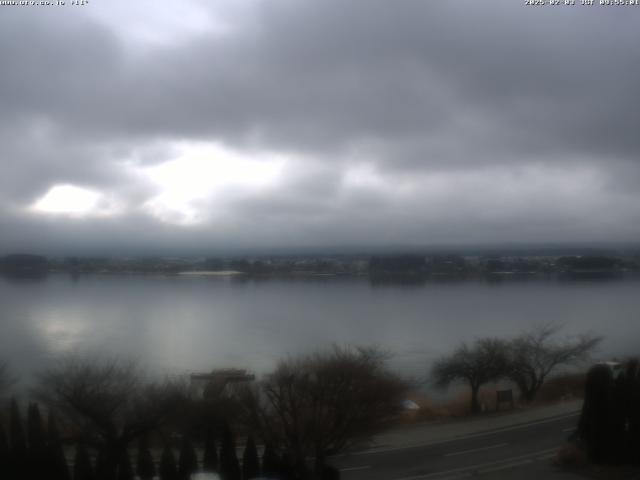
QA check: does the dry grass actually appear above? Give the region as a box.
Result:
[394,383,520,425]
[395,373,586,427]
[554,444,588,468]
[533,372,586,405]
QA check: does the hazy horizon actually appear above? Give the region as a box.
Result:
[3,240,640,259]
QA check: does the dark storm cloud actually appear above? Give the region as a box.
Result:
[0,1,634,155]
[1,0,640,253]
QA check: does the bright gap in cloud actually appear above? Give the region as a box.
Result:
[30,184,104,216]
[140,141,285,225]
[85,0,236,48]
[342,164,386,190]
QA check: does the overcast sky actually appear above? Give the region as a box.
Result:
[1,0,640,255]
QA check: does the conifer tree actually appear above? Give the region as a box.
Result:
[0,422,10,480]
[47,411,71,480]
[73,444,95,480]
[578,364,616,463]
[136,435,156,480]
[27,403,48,479]
[261,443,280,479]
[241,436,260,480]
[219,423,240,480]
[9,399,27,480]
[116,451,133,480]
[95,447,111,480]
[628,360,640,465]
[202,429,218,472]
[279,451,295,480]
[159,444,178,480]
[178,436,198,480]
[320,464,340,480]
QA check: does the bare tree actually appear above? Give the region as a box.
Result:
[33,355,187,480]
[0,361,15,399]
[431,338,509,414]
[506,324,601,402]
[237,346,407,478]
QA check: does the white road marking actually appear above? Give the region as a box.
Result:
[391,446,560,480]
[536,453,557,461]
[432,474,472,480]
[340,465,371,472]
[444,442,508,457]
[346,411,579,457]
[477,458,532,474]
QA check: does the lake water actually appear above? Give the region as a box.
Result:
[1,273,639,387]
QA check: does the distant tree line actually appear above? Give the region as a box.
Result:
[3,252,640,279]
[555,256,625,272]
[369,254,640,282]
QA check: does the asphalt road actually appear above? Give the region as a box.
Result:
[329,412,580,480]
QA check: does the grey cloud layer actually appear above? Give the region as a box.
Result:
[1,0,640,253]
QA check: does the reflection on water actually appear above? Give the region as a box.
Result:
[0,273,638,385]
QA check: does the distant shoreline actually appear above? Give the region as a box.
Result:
[177,270,244,276]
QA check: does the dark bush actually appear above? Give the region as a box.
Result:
[73,444,95,480]
[261,443,280,478]
[321,464,341,480]
[278,451,295,480]
[578,359,640,465]
[219,423,240,480]
[47,411,71,480]
[159,445,178,480]
[178,436,198,480]
[136,436,156,480]
[9,399,27,478]
[242,436,260,480]
[116,452,133,480]
[27,403,48,479]
[202,428,218,472]
[626,360,640,465]
[0,421,10,479]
